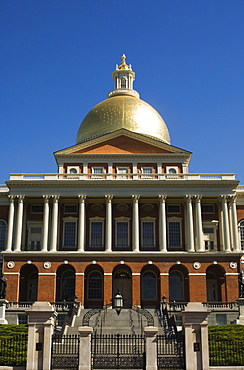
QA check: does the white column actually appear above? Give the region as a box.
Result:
[50,196,59,252]
[195,195,204,252]
[15,195,24,251]
[221,195,231,252]
[6,196,15,251]
[105,195,113,252]
[78,195,86,252]
[229,195,240,251]
[42,195,50,252]
[132,195,140,252]
[186,195,194,252]
[158,195,167,252]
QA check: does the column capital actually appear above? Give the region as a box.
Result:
[8,195,15,203]
[228,194,237,203]
[194,195,202,201]
[105,195,113,202]
[220,195,228,203]
[52,195,60,203]
[16,195,25,203]
[185,195,193,203]
[132,195,140,202]
[78,195,86,202]
[158,195,167,202]
[43,195,50,203]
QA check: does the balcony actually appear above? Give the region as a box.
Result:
[8,172,236,181]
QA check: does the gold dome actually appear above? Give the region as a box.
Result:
[76,95,170,144]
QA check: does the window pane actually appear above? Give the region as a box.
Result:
[116,222,128,247]
[142,222,154,247]
[88,272,102,299]
[91,222,103,247]
[64,222,76,247]
[142,272,157,300]
[0,221,7,251]
[240,221,244,250]
[169,272,183,300]
[168,222,181,247]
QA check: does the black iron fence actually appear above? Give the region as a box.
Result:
[0,333,28,366]
[91,333,146,369]
[157,334,185,370]
[51,334,80,369]
[209,334,244,366]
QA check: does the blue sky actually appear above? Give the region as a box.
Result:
[1,0,244,184]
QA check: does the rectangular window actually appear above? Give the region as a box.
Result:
[142,221,155,247]
[116,221,129,247]
[64,205,78,214]
[90,221,103,247]
[202,205,214,214]
[167,205,181,214]
[117,167,129,179]
[63,222,76,247]
[29,227,42,251]
[31,205,43,213]
[216,314,227,326]
[141,167,153,179]
[92,167,104,179]
[168,222,181,248]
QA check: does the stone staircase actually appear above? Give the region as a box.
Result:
[67,307,164,335]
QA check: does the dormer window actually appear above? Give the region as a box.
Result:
[70,168,77,174]
[141,167,153,179]
[92,167,104,179]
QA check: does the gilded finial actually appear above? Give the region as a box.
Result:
[119,54,129,70]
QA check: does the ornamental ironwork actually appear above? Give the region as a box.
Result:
[51,334,79,369]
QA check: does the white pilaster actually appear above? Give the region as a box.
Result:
[132,195,140,252]
[78,195,86,252]
[195,195,204,252]
[221,195,231,252]
[6,196,15,252]
[15,195,24,251]
[229,195,240,251]
[158,195,167,252]
[42,196,50,252]
[50,196,59,252]
[186,195,194,252]
[105,195,113,252]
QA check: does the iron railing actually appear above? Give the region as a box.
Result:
[91,333,146,369]
[0,333,28,366]
[157,334,185,370]
[51,334,79,369]
[209,334,244,366]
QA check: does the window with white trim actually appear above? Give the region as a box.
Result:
[90,218,104,247]
[168,218,182,248]
[116,167,129,179]
[0,220,7,251]
[141,218,155,247]
[141,167,153,179]
[92,167,104,179]
[63,220,77,247]
[240,220,244,250]
[67,166,79,178]
[203,221,218,251]
[115,217,129,247]
[27,223,42,251]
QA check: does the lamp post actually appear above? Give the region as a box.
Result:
[113,290,123,315]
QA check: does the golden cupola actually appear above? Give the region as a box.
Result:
[76,55,170,144]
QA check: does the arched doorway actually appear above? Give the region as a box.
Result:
[56,265,76,302]
[112,266,132,308]
[19,264,38,302]
[84,265,104,308]
[141,266,160,308]
[206,265,225,302]
[169,265,189,302]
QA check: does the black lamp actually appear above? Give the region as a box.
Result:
[113,290,123,315]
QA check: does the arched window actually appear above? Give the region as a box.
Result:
[169,271,184,300]
[240,221,244,250]
[142,272,157,300]
[0,220,7,251]
[121,77,126,88]
[88,272,103,300]
[61,270,75,301]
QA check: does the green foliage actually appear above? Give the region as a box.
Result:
[209,325,244,366]
[0,325,28,366]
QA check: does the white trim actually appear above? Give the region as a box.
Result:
[132,273,140,275]
[75,272,84,276]
[115,218,130,248]
[188,273,206,276]
[89,219,104,248]
[160,273,169,276]
[225,273,239,276]
[4,272,20,275]
[141,219,155,248]
[38,273,56,276]
[63,218,77,248]
[104,273,112,276]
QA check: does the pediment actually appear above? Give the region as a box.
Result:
[54,129,191,157]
